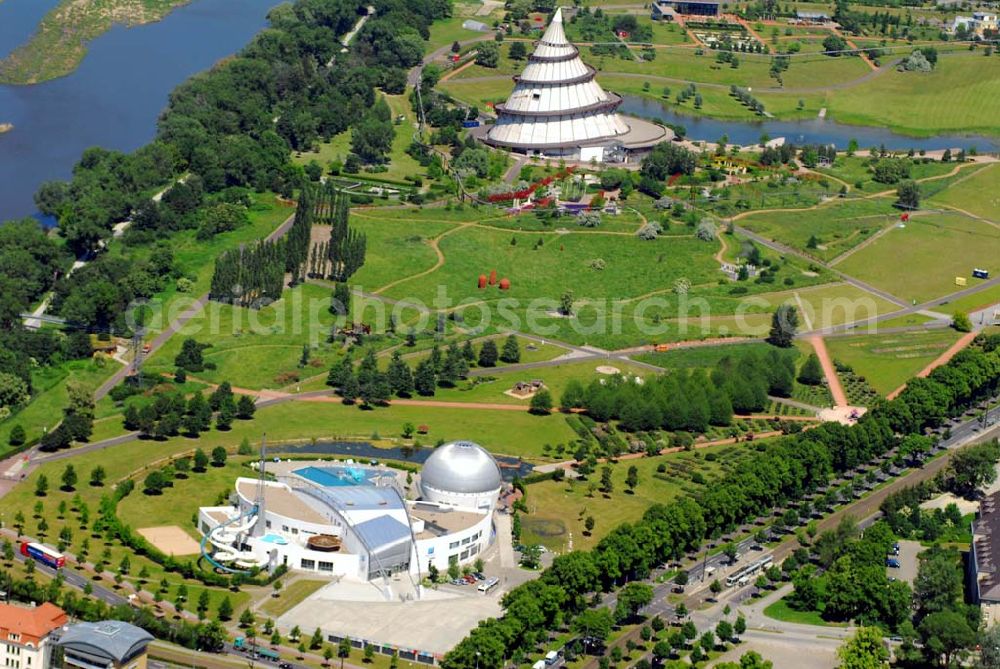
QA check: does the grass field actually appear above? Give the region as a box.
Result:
[144,282,345,390]
[825,329,962,395]
[521,442,751,551]
[929,162,1000,221]
[0,357,118,453]
[835,212,1000,303]
[763,597,842,627]
[823,52,1000,137]
[259,579,329,618]
[740,198,898,262]
[292,93,426,184]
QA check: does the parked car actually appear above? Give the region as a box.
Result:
[451,579,466,586]
[886,558,901,568]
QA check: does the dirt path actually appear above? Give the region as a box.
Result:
[807,335,849,407]
[886,330,978,399]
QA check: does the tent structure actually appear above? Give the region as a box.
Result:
[483,8,670,162]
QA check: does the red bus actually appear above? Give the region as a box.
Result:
[20,542,65,569]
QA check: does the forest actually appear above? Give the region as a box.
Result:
[0,0,450,432]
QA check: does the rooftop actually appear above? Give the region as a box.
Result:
[973,492,1000,601]
[0,602,66,641]
[237,480,328,524]
[410,503,487,539]
[56,621,153,663]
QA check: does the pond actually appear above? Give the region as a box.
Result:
[619,94,1000,152]
[0,0,282,223]
[274,440,536,481]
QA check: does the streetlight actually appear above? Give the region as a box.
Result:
[475,651,481,669]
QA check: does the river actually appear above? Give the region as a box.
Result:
[619,95,1000,153]
[0,0,281,223]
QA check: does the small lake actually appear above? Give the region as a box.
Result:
[0,0,282,223]
[619,95,1000,152]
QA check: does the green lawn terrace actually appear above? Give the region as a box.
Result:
[825,328,964,396]
[835,211,1000,304]
[521,440,756,552]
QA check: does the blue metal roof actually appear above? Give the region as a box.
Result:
[354,515,411,550]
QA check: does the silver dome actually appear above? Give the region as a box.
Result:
[420,441,502,495]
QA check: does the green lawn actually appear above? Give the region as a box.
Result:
[825,329,963,395]
[763,597,844,627]
[929,162,1000,221]
[143,282,346,390]
[823,52,1000,137]
[259,579,329,618]
[0,358,119,453]
[431,360,652,407]
[741,198,898,262]
[835,212,1000,303]
[292,93,427,184]
[936,282,1000,316]
[522,442,751,551]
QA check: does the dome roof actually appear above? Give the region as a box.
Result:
[420,441,502,495]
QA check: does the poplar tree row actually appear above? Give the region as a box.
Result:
[209,239,286,307]
[285,187,314,285]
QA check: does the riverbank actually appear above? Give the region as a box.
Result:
[0,0,194,84]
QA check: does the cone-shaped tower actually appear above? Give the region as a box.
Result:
[485,8,666,159]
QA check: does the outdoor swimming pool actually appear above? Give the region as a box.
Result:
[294,466,376,488]
[260,533,288,545]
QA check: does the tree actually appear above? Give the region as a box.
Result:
[767,305,798,347]
[625,465,638,492]
[600,466,614,494]
[559,291,574,316]
[197,589,210,619]
[952,311,972,332]
[8,425,25,447]
[211,446,227,467]
[573,608,613,646]
[509,41,527,60]
[584,515,595,535]
[338,637,351,669]
[89,466,106,487]
[618,582,653,620]
[896,180,920,210]
[143,471,166,495]
[193,448,209,472]
[710,579,723,597]
[798,353,824,385]
[310,627,324,650]
[364,645,375,663]
[716,620,733,645]
[217,596,233,621]
[979,625,1000,669]
[35,474,48,497]
[236,394,257,419]
[475,41,500,68]
[734,615,746,636]
[529,390,553,415]
[500,335,521,363]
[60,465,77,491]
[414,359,436,396]
[918,610,975,667]
[477,340,498,368]
[822,34,848,54]
[387,352,415,397]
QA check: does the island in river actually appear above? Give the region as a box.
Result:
[0,0,193,84]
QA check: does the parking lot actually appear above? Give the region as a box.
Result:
[886,539,922,585]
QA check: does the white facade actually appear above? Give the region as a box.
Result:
[199,450,504,583]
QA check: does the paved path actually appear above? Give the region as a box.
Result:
[806,335,848,408]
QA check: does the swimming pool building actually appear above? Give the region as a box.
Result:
[197,442,504,584]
